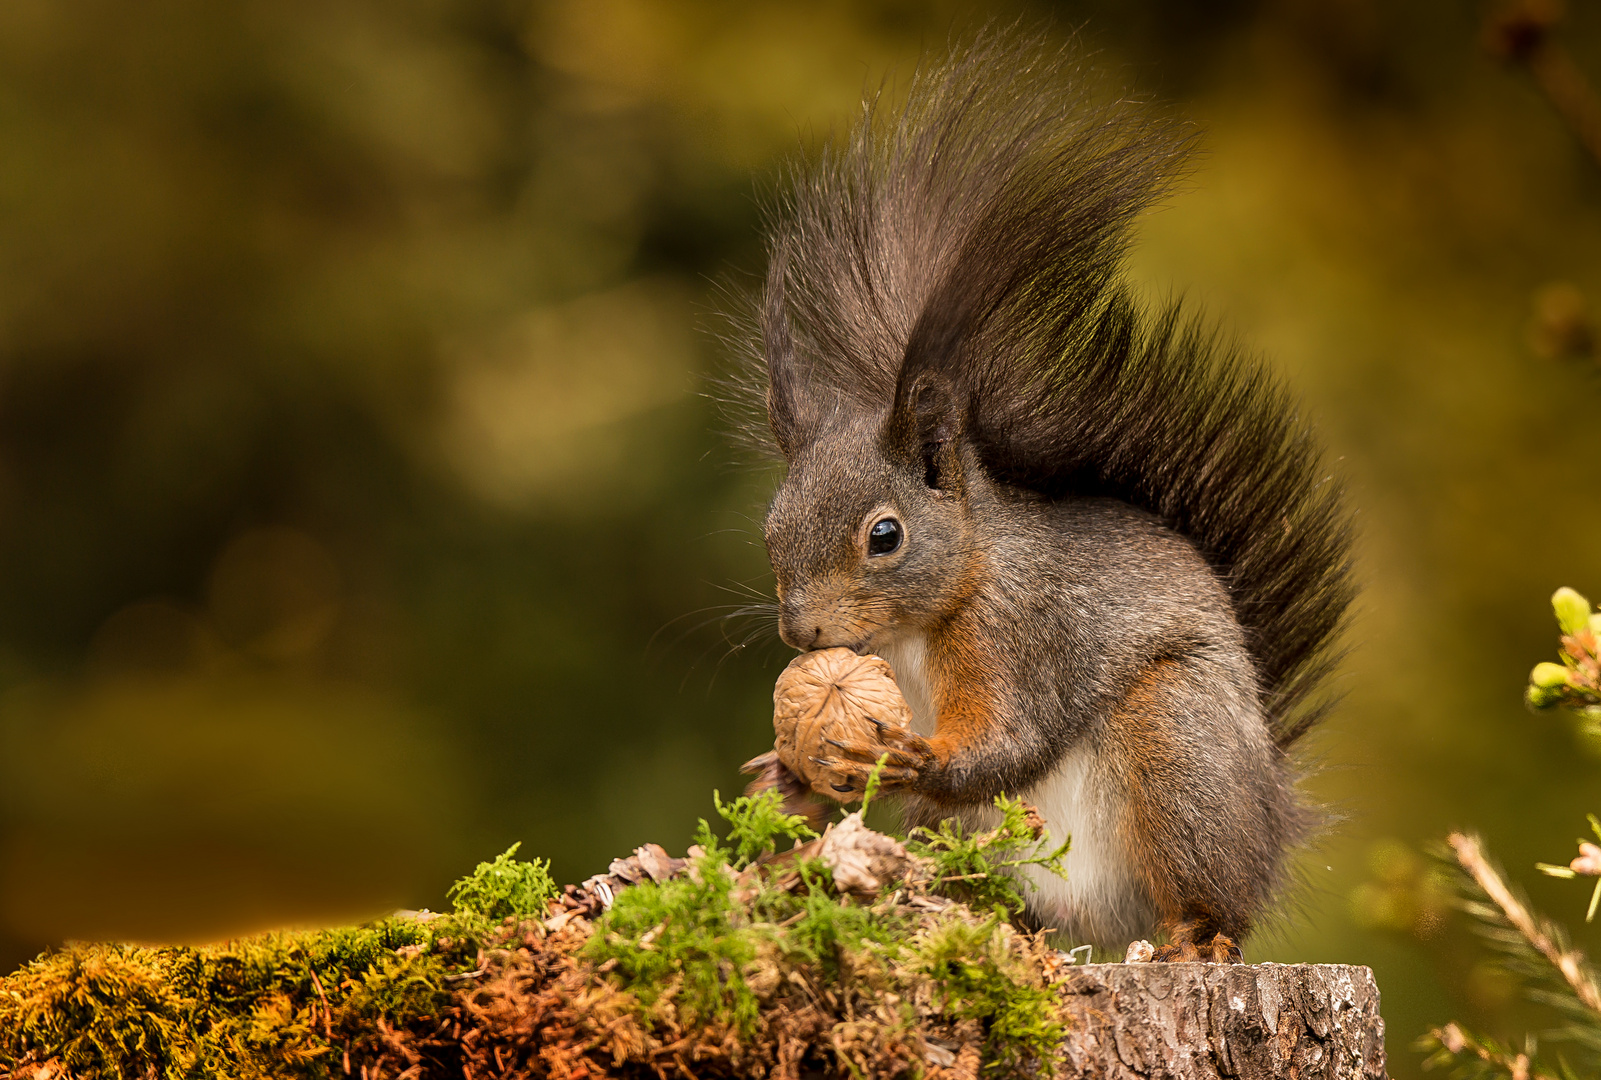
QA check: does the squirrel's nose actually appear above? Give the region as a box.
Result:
[777,600,822,650]
[779,618,821,651]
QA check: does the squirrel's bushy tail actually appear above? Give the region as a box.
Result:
[723,29,1355,746]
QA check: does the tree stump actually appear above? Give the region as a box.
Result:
[1054,963,1385,1079]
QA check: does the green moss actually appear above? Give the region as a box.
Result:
[581,789,1069,1070]
[0,920,484,1078]
[447,840,558,927]
[911,916,1065,1074]
[0,945,185,1077]
[585,846,766,1034]
[0,854,527,1078]
[907,793,1072,916]
[573,791,838,1035]
[780,864,905,977]
[581,791,848,1034]
[710,788,819,867]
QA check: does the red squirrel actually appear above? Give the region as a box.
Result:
[728,33,1354,962]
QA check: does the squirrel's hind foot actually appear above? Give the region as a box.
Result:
[1150,929,1243,964]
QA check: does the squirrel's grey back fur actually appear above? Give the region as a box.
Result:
[725,32,1354,748]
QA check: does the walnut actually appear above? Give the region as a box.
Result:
[772,647,912,801]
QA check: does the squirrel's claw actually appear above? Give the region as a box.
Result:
[819,758,921,789]
[820,733,927,767]
[809,725,933,795]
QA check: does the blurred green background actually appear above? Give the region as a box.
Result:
[1,0,1599,1072]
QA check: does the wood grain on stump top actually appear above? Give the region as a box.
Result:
[1055,962,1385,1079]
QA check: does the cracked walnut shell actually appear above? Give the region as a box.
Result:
[772,647,913,800]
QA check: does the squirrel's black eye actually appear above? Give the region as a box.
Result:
[868,517,903,557]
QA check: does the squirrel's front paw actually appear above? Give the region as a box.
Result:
[811,720,934,796]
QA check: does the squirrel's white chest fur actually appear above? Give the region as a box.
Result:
[878,634,1151,951]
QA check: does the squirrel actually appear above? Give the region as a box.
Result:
[725,33,1355,963]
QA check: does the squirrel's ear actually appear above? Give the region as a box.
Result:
[762,249,816,460]
[889,373,965,495]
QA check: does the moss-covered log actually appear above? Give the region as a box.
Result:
[0,792,1385,1079]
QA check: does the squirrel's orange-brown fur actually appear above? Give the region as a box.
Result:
[921,606,1001,782]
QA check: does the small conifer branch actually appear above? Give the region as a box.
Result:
[1448,831,1601,1015]
[1422,1023,1554,1080]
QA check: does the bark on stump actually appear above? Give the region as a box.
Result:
[1054,963,1384,1079]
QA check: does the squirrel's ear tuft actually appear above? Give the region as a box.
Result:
[763,247,817,460]
[912,379,957,448]
[889,373,964,495]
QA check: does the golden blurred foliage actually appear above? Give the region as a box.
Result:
[440,278,697,507]
[0,2,1597,1073]
[208,528,343,660]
